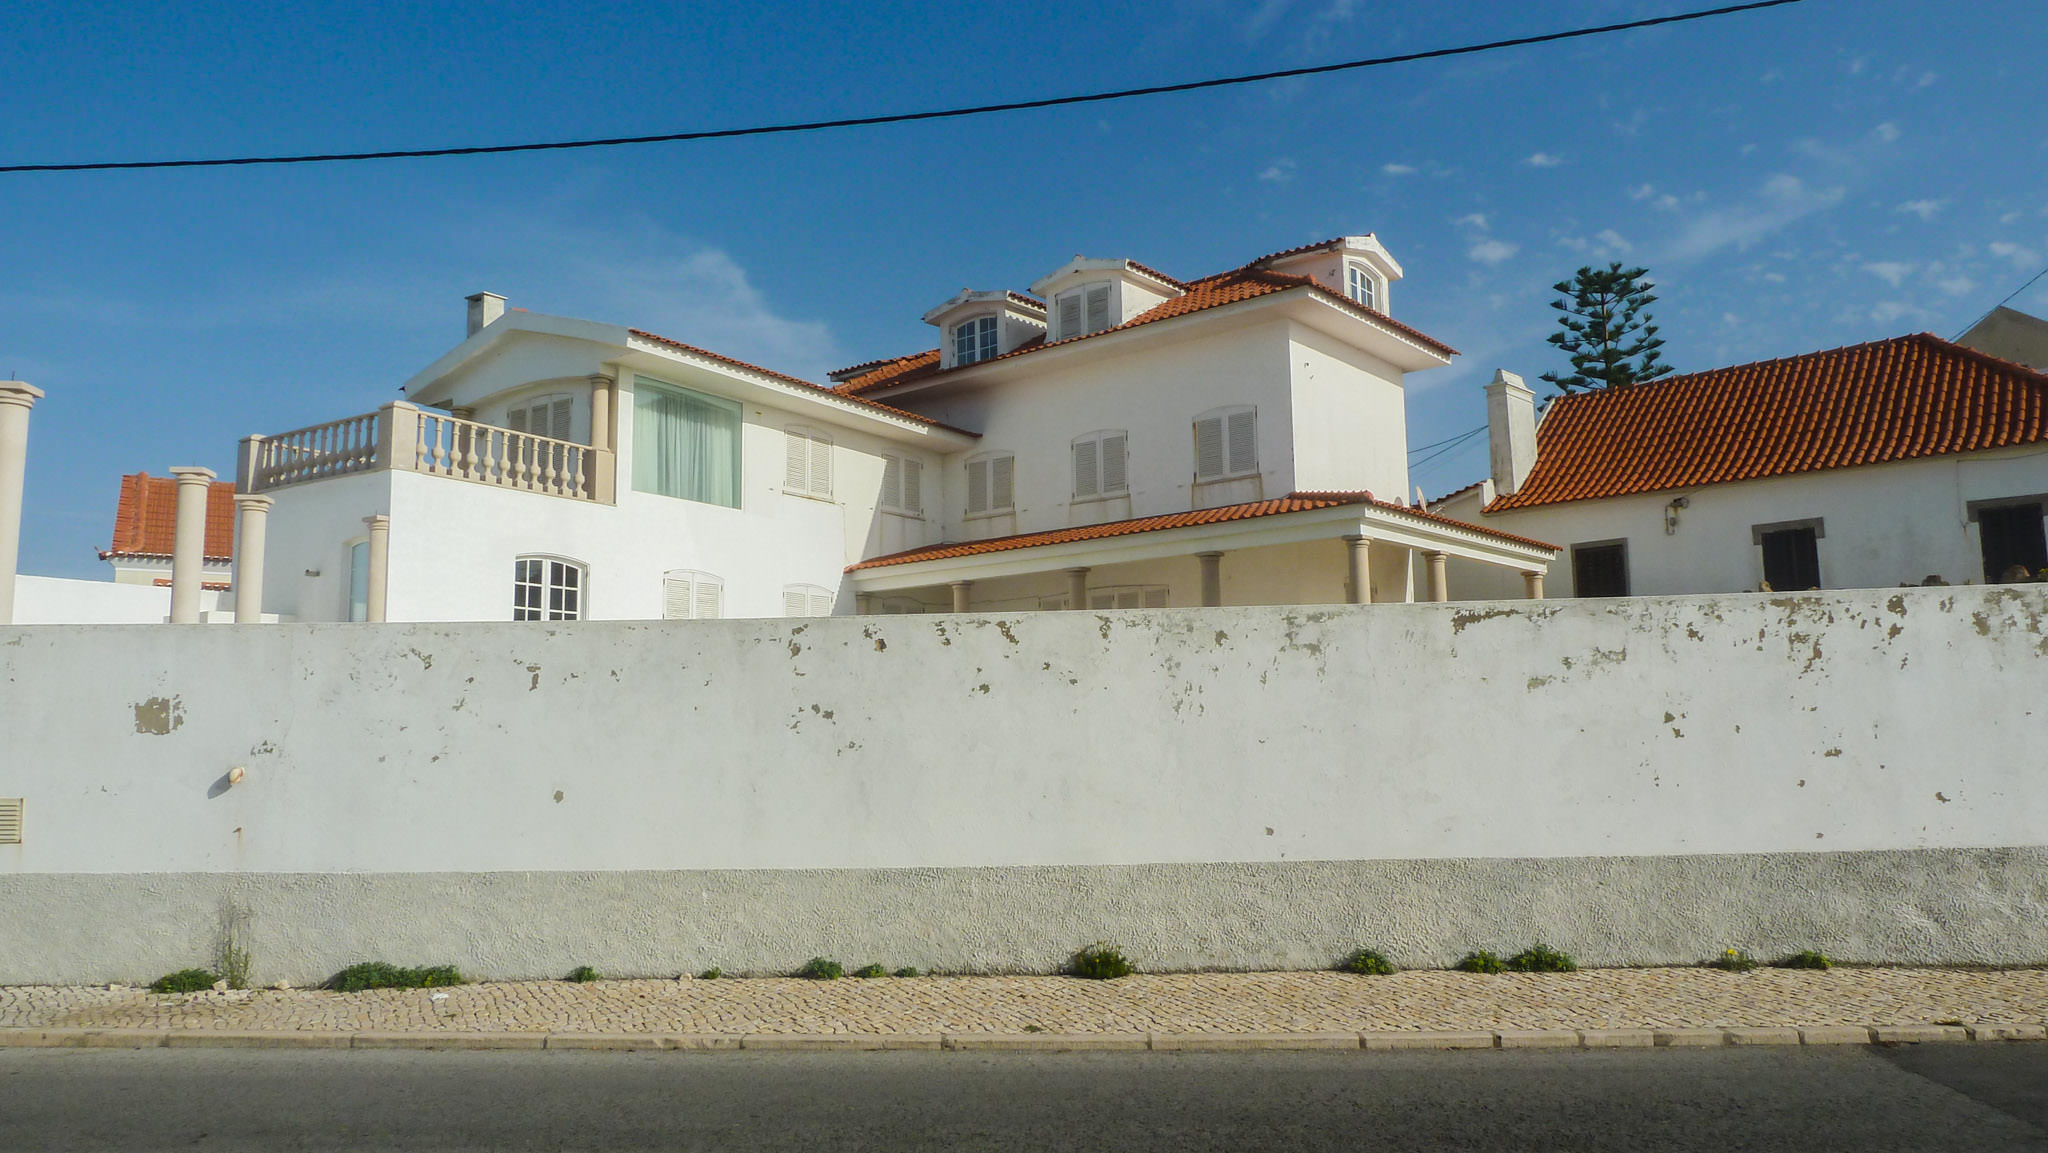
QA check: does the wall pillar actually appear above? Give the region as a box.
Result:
[1523,570,1546,600]
[169,466,217,623]
[1065,567,1090,610]
[1424,551,1449,603]
[586,374,617,503]
[363,514,391,623]
[1197,552,1224,607]
[856,594,874,615]
[1343,535,1372,605]
[0,382,44,627]
[949,581,972,613]
[232,494,273,623]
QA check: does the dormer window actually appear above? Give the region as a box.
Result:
[1054,284,1114,341]
[1346,264,1380,310]
[953,316,999,365]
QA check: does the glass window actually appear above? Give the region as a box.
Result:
[1760,527,1821,591]
[632,377,742,508]
[347,540,369,622]
[514,557,583,621]
[953,316,999,365]
[1571,542,1629,597]
[1346,264,1378,309]
[1978,502,2047,581]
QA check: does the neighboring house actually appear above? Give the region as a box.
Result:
[1958,306,2048,373]
[98,472,235,590]
[239,236,1556,623]
[1432,334,2048,598]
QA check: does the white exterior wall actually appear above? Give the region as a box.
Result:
[1456,446,2048,598]
[9,575,224,624]
[1285,321,1410,498]
[256,471,391,621]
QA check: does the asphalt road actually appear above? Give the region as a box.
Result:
[2,1044,2044,1151]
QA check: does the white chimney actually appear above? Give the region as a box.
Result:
[1485,369,1537,495]
[466,291,506,337]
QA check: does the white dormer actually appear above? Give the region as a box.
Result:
[1256,235,1403,315]
[1028,257,1186,343]
[923,290,1048,370]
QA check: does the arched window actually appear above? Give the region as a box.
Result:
[1345,263,1380,310]
[952,316,999,365]
[514,555,585,621]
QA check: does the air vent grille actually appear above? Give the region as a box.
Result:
[0,798,21,845]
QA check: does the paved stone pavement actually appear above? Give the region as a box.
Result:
[1,968,2044,1038]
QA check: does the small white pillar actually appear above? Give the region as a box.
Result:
[1523,570,1546,600]
[1065,567,1090,610]
[169,466,217,623]
[949,581,972,613]
[1197,551,1224,607]
[1425,551,1449,603]
[1343,535,1372,605]
[0,382,44,627]
[363,514,391,623]
[232,494,273,623]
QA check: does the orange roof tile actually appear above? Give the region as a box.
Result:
[834,265,1454,397]
[101,473,236,561]
[848,490,1552,572]
[626,329,977,436]
[1488,334,2048,511]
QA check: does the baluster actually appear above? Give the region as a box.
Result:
[542,438,560,493]
[570,448,587,499]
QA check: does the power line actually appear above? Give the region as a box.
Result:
[1410,425,1489,471]
[1407,424,1486,456]
[0,0,1808,176]
[1952,263,2048,341]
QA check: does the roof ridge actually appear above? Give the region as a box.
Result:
[629,329,971,433]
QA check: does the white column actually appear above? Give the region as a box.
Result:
[363,514,391,623]
[949,581,972,613]
[1197,551,1224,607]
[1523,570,1546,600]
[1065,567,1090,610]
[232,494,273,623]
[1343,535,1372,605]
[0,382,44,627]
[1425,550,1449,603]
[169,466,217,623]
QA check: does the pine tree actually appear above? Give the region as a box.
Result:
[1540,263,1673,392]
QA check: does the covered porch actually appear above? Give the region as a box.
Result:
[847,493,1557,612]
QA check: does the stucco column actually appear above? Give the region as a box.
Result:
[0,382,43,627]
[1065,567,1090,610]
[363,514,391,623]
[1343,535,1372,605]
[1424,550,1449,603]
[586,374,618,503]
[949,581,972,613]
[232,494,273,623]
[169,466,217,623]
[586,375,614,451]
[1523,570,1545,600]
[1197,552,1224,607]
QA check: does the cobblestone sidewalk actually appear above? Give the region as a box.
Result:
[3,968,2044,1039]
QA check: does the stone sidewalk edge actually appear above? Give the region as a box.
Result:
[1,1024,2043,1051]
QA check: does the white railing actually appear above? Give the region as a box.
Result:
[243,403,613,503]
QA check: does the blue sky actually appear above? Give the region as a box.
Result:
[4,0,2044,577]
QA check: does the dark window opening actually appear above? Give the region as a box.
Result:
[1979,502,2047,581]
[1760,527,1820,591]
[1571,542,1629,597]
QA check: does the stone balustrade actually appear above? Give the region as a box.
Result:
[241,403,613,504]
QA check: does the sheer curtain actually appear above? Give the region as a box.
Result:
[633,379,741,507]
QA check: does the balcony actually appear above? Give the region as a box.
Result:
[240,402,615,503]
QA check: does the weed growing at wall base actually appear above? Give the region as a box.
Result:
[1774,950,1832,970]
[565,965,600,983]
[795,957,844,980]
[1068,943,1134,980]
[1455,951,1504,974]
[1337,948,1397,975]
[852,964,888,978]
[150,969,219,994]
[327,962,465,992]
[1507,944,1579,972]
[1706,948,1758,972]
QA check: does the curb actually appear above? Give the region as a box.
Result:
[1,1025,2042,1052]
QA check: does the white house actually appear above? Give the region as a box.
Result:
[237,236,1557,623]
[1432,334,2048,598]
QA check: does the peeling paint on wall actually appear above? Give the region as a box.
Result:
[131,696,183,735]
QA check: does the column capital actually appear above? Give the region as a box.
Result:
[587,373,617,387]
[170,465,218,481]
[363,514,391,530]
[1195,550,1225,560]
[1342,533,1372,545]
[0,382,45,409]
[1062,566,1092,575]
[233,493,274,513]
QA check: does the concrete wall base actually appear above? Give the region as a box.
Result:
[4,846,2043,985]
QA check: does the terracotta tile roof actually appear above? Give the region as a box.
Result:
[847,490,1552,572]
[1247,236,1348,266]
[100,473,236,562]
[833,265,1454,397]
[1123,259,1189,290]
[1488,334,2048,511]
[626,329,976,436]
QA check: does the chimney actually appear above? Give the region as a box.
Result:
[1485,369,1537,495]
[466,291,507,337]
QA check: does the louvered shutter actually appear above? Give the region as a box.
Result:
[1090,593,1115,610]
[1073,439,1099,498]
[694,580,722,620]
[901,459,922,512]
[1101,434,1127,492]
[785,430,810,491]
[1085,285,1111,333]
[1057,294,1081,341]
[1226,410,1258,475]
[991,455,1014,509]
[807,433,831,497]
[881,455,902,509]
[783,587,808,617]
[507,406,529,433]
[1194,417,1225,480]
[808,590,834,617]
[1142,589,1168,608]
[966,459,989,514]
[549,398,572,441]
[0,798,21,844]
[663,575,692,620]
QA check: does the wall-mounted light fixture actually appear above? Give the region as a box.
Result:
[1664,496,1690,535]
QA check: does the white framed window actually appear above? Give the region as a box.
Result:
[662,569,723,620]
[880,453,924,514]
[1193,406,1258,482]
[782,583,836,617]
[507,394,573,441]
[632,377,742,508]
[952,315,999,365]
[965,453,1016,516]
[1071,430,1129,500]
[1054,284,1114,340]
[783,425,833,500]
[1345,264,1380,310]
[514,556,584,621]
[1089,585,1170,610]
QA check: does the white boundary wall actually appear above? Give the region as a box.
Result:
[2,587,2045,978]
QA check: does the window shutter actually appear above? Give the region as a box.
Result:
[881,455,902,509]
[902,459,922,512]
[1142,589,1168,609]
[1226,410,1258,475]
[1090,593,1114,610]
[783,588,808,617]
[1101,434,1127,492]
[663,575,691,620]
[967,459,989,514]
[507,405,529,433]
[785,429,810,491]
[1085,285,1111,333]
[1073,439,1099,498]
[549,397,572,442]
[1194,417,1225,480]
[992,455,1014,509]
[1057,293,1080,340]
[808,433,832,497]
[808,590,834,617]
[694,581,722,620]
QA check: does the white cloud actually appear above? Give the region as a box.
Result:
[1990,241,2042,267]
[1468,239,1519,266]
[1895,199,1945,221]
[2000,211,2023,225]
[1629,184,1657,201]
[1258,158,1296,184]
[1663,173,1847,262]
[1862,261,1914,288]
[1938,276,1978,297]
[1524,152,1563,168]
[1455,213,1491,230]
[1874,122,1900,143]
[1381,163,1417,176]
[1870,300,1926,325]
[1594,229,1631,254]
